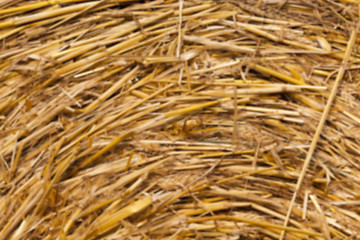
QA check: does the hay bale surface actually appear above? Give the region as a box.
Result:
[1,0,360,239]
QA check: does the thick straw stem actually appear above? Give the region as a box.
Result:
[279,26,358,240]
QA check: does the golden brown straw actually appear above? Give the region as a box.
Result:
[1,1,360,239]
[280,25,360,240]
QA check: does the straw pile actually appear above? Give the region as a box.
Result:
[1,0,360,239]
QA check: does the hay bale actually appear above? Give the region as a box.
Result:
[0,0,360,239]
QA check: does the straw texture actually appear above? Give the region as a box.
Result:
[1,0,360,239]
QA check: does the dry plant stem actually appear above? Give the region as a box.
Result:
[176,0,184,58]
[279,27,359,240]
[0,2,95,29]
[50,0,107,30]
[183,35,255,54]
[0,0,88,15]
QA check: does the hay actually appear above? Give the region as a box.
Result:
[0,0,360,239]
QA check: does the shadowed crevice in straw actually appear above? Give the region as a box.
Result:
[1,0,360,239]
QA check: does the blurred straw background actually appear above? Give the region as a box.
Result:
[1,0,360,239]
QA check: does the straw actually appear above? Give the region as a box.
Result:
[1,0,360,239]
[280,25,359,239]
